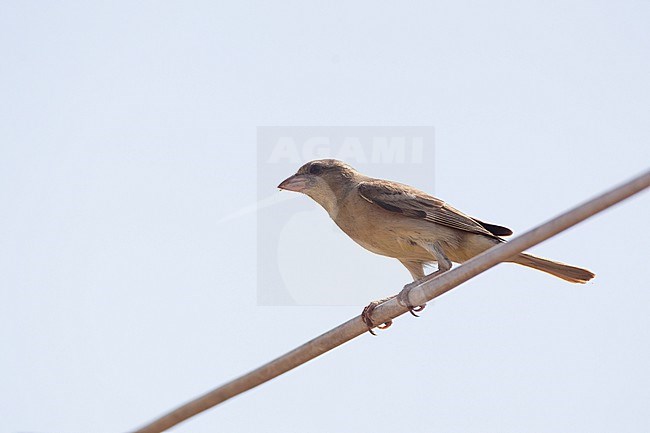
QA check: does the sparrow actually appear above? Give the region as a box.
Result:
[278,159,595,333]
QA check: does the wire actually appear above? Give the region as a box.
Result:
[132,169,650,433]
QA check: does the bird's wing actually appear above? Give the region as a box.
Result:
[357,180,506,238]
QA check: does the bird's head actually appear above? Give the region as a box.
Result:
[278,159,359,215]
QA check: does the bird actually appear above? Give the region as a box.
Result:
[278,159,595,334]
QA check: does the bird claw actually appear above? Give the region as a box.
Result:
[397,282,426,317]
[361,301,393,335]
[408,304,426,317]
[361,280,428,334]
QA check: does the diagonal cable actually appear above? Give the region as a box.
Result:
[132,169,650,433]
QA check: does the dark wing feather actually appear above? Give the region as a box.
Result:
[358,180,504,238]
[473,219,513,236]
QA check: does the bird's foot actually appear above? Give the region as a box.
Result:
[397,281,426,317]
[361,298,394,336]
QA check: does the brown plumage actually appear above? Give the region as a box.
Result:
[278,159,595,331]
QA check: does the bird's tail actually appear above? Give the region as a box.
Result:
[509,253,595,284]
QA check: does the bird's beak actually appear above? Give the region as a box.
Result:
[278,174,310,193]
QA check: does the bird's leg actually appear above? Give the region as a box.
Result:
[363,243,452,334]
[361,295,396,335]
[398,275,437,317]
[398,260,428,317]
[398,241,452,316]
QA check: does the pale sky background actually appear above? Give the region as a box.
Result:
[1,2,650,433]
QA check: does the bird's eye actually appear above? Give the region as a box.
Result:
[309,164,323,175]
